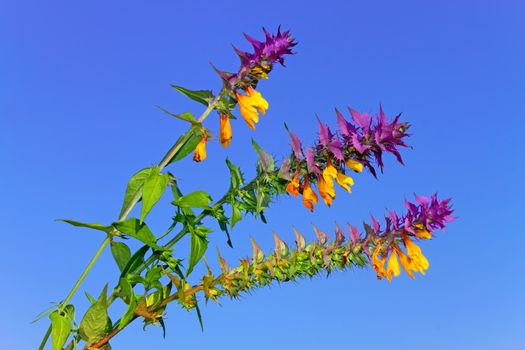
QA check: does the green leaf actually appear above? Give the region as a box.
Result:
[78,287,109,342]
[230,205,242,229]
[118,277,133,303]
[226,159,244,191]
[58,219,112,233]
[157,107,196,123]
[169,124,203,164]
[173,191,212,209]
[112,219,159,249]
[194,302,204,332]
[186,226,211,276]
[50,311,71,350]
[111,241,131,272]
[85,291,96,304]
[120,245,150,277]
[119,295,137,330]
[170,85,213,106]
[145,266,163,289]
[252,139,275,173]
[140,167,169,223]
[119,168,153,218]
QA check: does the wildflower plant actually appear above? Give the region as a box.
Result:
[37,28,455,350]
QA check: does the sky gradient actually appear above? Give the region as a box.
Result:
[2,1,524,349]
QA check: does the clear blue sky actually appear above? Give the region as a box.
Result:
[2,1,524,349]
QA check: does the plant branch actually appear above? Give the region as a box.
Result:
[39,94,222,350]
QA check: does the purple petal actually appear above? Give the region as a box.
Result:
[317,117,332,147]
[335,224,345,245]
[328,139,345,161]
[278,159,292,180]
[414,193,430,206]
[336,108,352,138]
[306,148,321,174]
[351,134,371,154]
[370,215,380,233]
[289,132,303,159]
[349,107,372,132]
[349,224,361,243]
[313,226,329,246]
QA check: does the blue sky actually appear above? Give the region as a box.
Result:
[1,1,524,349]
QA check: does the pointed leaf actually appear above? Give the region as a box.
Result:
[85,291,96,304]
[120,245,150,277]
[230,205,242,229]
[169,124,204,164]
[157,107,196,123]
[119,168,152,217]
[173,191,212,209]
[78,297,109,342]
[118,277,134,303]
[251,140,275,173]
[119,294,137,330]
[226,159,244,191]
[186,226,211,276]
[194,302,204,332]
[170,85,213,106]
[140,167,169,223]
[58,220,113,234]
[50,311,71,350]
[112,219,159,249]
[110,241,131,272]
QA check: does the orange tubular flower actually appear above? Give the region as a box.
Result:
[286,170,301,197]
[403,235,429,275]
[345,159,364,173]
[414,224,432,239]
[395,246,415,279]
[318,160,337,206]
[219,114,232,147]
[317,174,335,206]
[302,179,318,212]
[193,135,207,162]
[371,245,387,280]
[235,86,269,130]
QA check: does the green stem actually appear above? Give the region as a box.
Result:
[39,95,222,349]
[38,237,110,350]
[37,326,51,350]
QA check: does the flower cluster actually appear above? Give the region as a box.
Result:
[216,27,297,89]
[283,105,411,211]
[214,28,296,148]
[167,194,453,311]
[193,28,295,161]
[367,194,455,281]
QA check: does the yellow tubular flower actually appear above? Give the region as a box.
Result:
[403,235,430,275]
[395,246,415,279]
[415,224,432,239]
[335,172,354,193]
[317,174,335,206]
[302,179,319,212]
[386,250,401,282]
[219,114,232,147]
[371,245,387,280]
[235,86,269,130]
[286,170,301,197]
[193,135,207,162]
[345,159,364,173]
[322,161,338,183]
